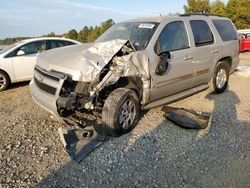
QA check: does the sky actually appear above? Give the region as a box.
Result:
[0,0,228,39]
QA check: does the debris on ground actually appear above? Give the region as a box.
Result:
[58,126,106,163]
[162,106,211,129]
[60,106,212,162]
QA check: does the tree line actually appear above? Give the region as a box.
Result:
[0,19,114,45]
[184,0,250,29]
[0,0,249,45]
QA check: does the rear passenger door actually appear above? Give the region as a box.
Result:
[189,20,216,87]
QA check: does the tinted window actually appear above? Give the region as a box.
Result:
[48,40,74,50]
[246,33,250,39]
[20,41,46,55]
[190,20,213,46]
[65,41,75,45]
[158,21,189,52]
[6,41,46,57]
[212,20,238,41]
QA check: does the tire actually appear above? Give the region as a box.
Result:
[102,88,140,137]
[210,62,229,94]
[0,71,10,92]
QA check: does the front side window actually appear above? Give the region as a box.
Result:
[212,20,238,41]
[5,41,46,58]
[19,41,46,55]
[190,20,214,46]
[158,21,189,52]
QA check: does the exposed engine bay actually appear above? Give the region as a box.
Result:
[55,40,151,126]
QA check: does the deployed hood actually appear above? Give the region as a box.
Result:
[37,39,129,82]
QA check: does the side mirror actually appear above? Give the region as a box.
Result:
[155,52,170,75]
[17,50,25,56]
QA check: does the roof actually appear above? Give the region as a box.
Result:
[20,37,80,44]
[121,14,228,23]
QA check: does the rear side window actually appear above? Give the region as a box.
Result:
[47,40,75,50]
[212,20,238,41]
[190,20,214,46]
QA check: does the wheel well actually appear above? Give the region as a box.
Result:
[218,57,232,69]
[117,77,142,100]
[96,76,142,108]
[0,69,11,83]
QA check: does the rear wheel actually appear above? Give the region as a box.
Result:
[210,62,229,93]
[0,71,10,92]
[102,88,140,137]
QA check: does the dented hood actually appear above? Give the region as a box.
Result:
[36,39,128,82]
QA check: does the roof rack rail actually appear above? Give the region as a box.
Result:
[179,13,223,17]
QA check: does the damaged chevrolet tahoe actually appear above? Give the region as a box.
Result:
[30,14,239,136]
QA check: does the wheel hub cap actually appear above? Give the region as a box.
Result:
[119,99,136,130]
[216,69,227,89]
[0,73,6,90]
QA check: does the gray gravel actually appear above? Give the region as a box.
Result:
[0,54,250,187]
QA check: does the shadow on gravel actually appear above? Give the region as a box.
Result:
[5,81,30,91]
[36,90,250,187]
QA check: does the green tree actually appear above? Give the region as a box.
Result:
[87,26,98,42]
[66,29,78,40]
[226,0,240,24]
[43,32,56,37]
[184,0,211,14]
[211,0,226,16]
[78,26,89,43]
[99,19,115,35]
[226,0,250,29]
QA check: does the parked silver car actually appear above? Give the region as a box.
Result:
[30,14,239,136]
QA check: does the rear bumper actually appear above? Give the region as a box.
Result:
[29,79,63,122]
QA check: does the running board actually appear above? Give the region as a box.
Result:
[142,84,209,110]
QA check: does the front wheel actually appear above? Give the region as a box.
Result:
[102,88,140,137]
[210,62,229,94]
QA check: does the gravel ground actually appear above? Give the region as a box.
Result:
[0,53,250,187]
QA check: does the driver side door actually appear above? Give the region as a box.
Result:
[150,21,196,101]
[11,40,46,81]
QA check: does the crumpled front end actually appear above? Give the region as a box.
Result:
[30,39,151,126]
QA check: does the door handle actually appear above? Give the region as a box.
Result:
[211,49,219,54]
[184,55,194,60]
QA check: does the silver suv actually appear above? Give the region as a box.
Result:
[30,14,239,136]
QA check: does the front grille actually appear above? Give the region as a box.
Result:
[33,66,64,95]
[34,67,60,81]
[34,77,57,95]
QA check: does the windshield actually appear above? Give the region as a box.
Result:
[0,44,17,55]
[96,22,158,50]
